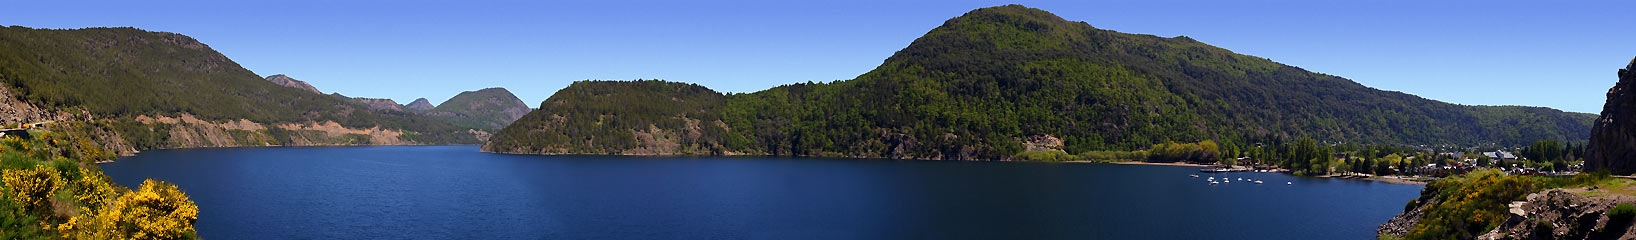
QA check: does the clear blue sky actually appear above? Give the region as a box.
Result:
[5,0,1633,113]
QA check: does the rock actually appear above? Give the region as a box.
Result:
[264,74,322,94]
[1588,56,1636,175]
[405,98,435,111]
[1023,134,1064,151]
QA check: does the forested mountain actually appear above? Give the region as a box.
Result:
[485,81,733,155]
[422,87,531,132]
[486,5,1594,160]
[0,26,479,150]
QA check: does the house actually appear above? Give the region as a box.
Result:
[1481,151,1519,160]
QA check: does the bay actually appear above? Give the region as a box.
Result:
[99,146,1421,239]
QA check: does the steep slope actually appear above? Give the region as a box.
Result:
[264,74,321,94]
[0,26,479,151]
[405,98,435,111]
[485,5,1594,159]
[1587,57,1636,175]
[423,87,531,131]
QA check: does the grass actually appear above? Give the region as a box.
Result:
[1572,177,1636,198]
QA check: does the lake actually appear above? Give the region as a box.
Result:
[99,146,1422,239]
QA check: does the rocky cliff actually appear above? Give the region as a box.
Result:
[405,98,435,111]
[1587,57,1636,175]
[265,74,322,94]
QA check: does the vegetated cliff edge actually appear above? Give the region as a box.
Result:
[484,5,1594,160]
[0,26,482,155]
[1378,57,1636,240]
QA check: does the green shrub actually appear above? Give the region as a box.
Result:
[1013,150,1075,162]
[1611,203,1636,221]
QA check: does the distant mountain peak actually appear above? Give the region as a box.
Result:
[405,98,435,111]
[264,74,321,94]
[350,97,403,112]
[425,87,531,131]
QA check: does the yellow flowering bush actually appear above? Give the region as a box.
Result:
[59,179,199,240]
[2,165,64,214]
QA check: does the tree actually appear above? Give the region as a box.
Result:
[1528,140,1562,162]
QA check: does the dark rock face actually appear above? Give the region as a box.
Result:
[264,74,322,94]
[405,98,435,111]
[1587,57,1636,175]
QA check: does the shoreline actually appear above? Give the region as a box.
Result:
[1321,175,1430,185]
[1089,161,1213,167]
[1070,161,1430,186]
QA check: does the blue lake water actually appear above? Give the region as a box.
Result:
[99,146,1422,239]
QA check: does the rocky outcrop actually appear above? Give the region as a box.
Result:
[1478,189,1636,240]
[0,81,69,124]
[1381,187,1636,240]
[264,74,322,94]
[134,113,413,149]
[350,97,404,112]
[1588,57,1636,175]
[405,98,435,111]
[1023,134,1064,151]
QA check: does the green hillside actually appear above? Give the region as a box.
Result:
[0,26,477,146]
[485,80,736,154]
[425,87,532,132]
[485,5,1594,159]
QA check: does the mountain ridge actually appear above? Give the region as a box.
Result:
[0,25,481,151]
[485,5,1594,159]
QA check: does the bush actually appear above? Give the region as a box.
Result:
[1611,203,1636,221]
[1013,150,1075,162]
[2,165,64,215]
[1404,169,1543,239]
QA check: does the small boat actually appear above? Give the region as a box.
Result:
[1287,182,1293,185]
[1190,174,1199,178]
[1237,178,1243,181]
[1210,181,1219,184]
[1255,180,1264,184]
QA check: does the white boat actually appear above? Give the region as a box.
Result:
[1190,174,1199,178]
[1255,180,1264,184]
[1287,182,1293,185]
[1237,178,1243,181]
[1210,181,1219,184]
